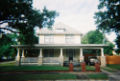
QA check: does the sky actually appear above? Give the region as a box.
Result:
[33,0,116,43]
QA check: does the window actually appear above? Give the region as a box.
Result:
[44,49,54,57]
[65,34,74,43]
[44,35,54,43]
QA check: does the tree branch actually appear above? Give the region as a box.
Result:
[0,27,19,33]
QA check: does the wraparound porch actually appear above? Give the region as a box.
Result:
[12,44,107,66]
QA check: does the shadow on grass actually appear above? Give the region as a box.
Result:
[0,73,77,81]
[0,65,69,72]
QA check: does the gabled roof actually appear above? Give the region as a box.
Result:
[37,22,82,35]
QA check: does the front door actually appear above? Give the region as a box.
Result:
[66,49,75,62]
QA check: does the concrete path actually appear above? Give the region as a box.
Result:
[101,69,120,81]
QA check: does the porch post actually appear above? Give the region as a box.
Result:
[38,48,43,65]
[22,49,25,58]
[100,48,106,67]
[101,48,104,56]
[15,48,20,65]
[60,48,63,66]
[80,48,84,62]
[21,49,25,64]
[16,48,20,61]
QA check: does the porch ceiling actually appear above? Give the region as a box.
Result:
[11,44,108,49]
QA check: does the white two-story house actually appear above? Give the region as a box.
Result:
[12,23,107,66]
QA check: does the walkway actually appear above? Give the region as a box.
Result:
[101,69,120,81]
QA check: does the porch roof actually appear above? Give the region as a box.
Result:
[11,44,108,49]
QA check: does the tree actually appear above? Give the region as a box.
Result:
[0,34,17,60]
[0,0,58,44]
[94,0,120,53]
[0,0,33,32]
[81,30,114,55]
[0,0,58,59]
[16,8,58,44]
[82,30,104,44]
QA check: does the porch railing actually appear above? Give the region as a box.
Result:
[43,57,60,64]
[21,57,38,63]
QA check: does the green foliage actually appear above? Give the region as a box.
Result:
[82,30,104,44]
[0,0,58,58]
[0,34,17,59]
[94,0,120,53]
[104,42,115,55]
[17,7,58,44]
[115,35,120,53]
[0,0,58,44]
[81,30,114,55]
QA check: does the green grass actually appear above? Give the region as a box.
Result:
[80,65,95,71]
[86,66,95,71]
[107,64,120,70]
[0,61,69,72]
[102,67,116,72]
[87,73,108,79]
[0,61,16,66]
[0,65,69,72]
[0,73,77,81]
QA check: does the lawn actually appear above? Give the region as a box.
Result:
[79,65,95,71]
[87,73,108,79]
[107,64,120,70]
[0,61,69,72]
[102,64,120,72]
[0,65,69,72]
[0,61,96,72]
[0,61,16,66]
[0,61,109,80]
[0,73,77,81]
[86,66,95,71]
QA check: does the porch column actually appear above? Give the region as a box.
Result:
[100,48,106,67]
[38,48,43,65]
[80,48,84,62]
[21,49,25,64]
[101,48,104,56]
[60,48,63,66]
[16,48,20,61]
[22,49,25,58]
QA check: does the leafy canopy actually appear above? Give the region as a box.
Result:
[0,0,58,44]
[82,30,114,55]
[0,34,17,59]
[82,30,104,44]
[0,0,58,59]
[94,0,120,53]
